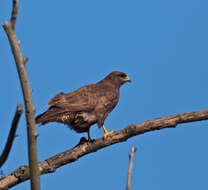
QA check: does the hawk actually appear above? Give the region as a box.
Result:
[36,71,131,140]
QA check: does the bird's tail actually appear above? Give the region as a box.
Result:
[35,107,64,125]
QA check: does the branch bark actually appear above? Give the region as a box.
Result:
[126,146,136,190]
[0,104,23,168]
[2,0,40,189]
[0,109,208,189]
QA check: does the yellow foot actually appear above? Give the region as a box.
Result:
[104,130,115,138]
[102,125,115,138]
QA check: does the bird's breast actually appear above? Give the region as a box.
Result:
[77,112,97,123]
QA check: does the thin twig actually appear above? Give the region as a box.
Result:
[126,146,137,190]
[0,104,23,168]
[23,57,28,66]
[0,109,208,189]
[10,0,18,31]
[2,0,40,189]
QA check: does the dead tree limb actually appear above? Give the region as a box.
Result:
[0,104,23,168]
[2,0,40,189]
[126,146,137,190]
[0,109,208,189]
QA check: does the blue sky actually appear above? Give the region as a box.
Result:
[1,0,208,189]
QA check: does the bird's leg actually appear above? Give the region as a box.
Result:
[102,125,115,138]
[87,130,91,141]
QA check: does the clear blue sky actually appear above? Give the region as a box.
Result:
[1,0,208,189]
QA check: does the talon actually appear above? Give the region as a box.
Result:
[76,137,88,146]
[104,130,115,138]
[102,125,115,138]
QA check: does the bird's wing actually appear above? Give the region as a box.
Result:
[48,84,98,112]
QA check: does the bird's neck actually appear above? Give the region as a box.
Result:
[97,79,121,89]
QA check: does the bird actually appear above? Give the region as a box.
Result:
[35,71,131,141]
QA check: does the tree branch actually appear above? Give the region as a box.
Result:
[126,146,137,190]
[10,0,18,31]
[2,0,40,189]
[0,109,208,189]
[0,104,23,168]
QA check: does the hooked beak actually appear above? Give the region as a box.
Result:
[123,75,131,82]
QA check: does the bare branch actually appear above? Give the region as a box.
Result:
[126,146,137,190]
[2,0,40,189]
[1,109,208,189]
[0,104,23,168]
[10,0,18,31]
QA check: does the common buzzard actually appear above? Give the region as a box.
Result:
[36,71,131,140]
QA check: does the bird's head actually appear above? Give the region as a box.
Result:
[102,71,131,87]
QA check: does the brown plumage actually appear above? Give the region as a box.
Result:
[36,71,131,140]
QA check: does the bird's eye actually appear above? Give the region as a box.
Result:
[120,73,127,78]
